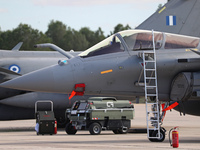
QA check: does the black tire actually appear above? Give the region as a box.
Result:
[118,127,129,134]
[89,123,102,135]
[65,123,77,135]
[112,130,120,134]
[149,129,165,142]
[148,130,156,142]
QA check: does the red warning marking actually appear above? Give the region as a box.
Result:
[139,62,147,67]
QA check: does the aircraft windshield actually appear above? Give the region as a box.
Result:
[79,35,125,58]
[120,30,163,50]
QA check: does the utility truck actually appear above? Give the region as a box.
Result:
[65,97,134,135]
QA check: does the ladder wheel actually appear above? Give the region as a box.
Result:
[149,128,165,142]
[148,130,156,142]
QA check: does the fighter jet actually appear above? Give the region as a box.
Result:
[3,29,200,141]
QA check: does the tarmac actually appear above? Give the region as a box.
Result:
[0,104,200,149]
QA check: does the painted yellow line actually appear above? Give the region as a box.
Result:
[159,6,166,14]
[101,69,113,74]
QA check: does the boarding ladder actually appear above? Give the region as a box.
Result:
[142,31,161,140]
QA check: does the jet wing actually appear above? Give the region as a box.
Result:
[0,67,21,76]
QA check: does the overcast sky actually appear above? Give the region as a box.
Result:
[0,0,167,35]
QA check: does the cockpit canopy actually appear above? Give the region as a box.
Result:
[79,34,125,58]
[79,30,200,58]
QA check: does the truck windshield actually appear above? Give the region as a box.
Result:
[73,102,88,110]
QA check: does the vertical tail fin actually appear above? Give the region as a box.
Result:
[136,0,200,37]
[11,42,23,51]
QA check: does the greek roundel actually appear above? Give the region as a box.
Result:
[9,64,20,73]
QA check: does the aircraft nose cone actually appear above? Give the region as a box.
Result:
[0,64,74,93]
[1,66,55,92]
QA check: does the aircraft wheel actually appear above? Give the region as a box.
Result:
[65,123,77,135]
[89,123,102,135]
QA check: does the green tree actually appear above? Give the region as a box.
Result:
[79,27,105,48]
[71,30,89,51]
[45,20,67,49]
[79,27,95,47]
[110,24,131,35]
[157,4,163,11]
[94,27,105,45]
[0,24,51,50]
[157,0,170,11]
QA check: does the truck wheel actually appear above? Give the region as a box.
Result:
[65,123,77,135]
[89,123,102,135]
[112,130,120,134]
[118,127,129,134]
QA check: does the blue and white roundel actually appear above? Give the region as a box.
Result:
[9,64,20,73]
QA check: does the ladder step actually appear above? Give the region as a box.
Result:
[145,69,155,71]
[148,128,159,130]
[146,102,158,105]
[147,94,157,96]
[146,77,156,79]
[146,86,156,88]
[144,51,154,54]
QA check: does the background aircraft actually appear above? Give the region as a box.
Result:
[0,43,84,126]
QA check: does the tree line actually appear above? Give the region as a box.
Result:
[0,20,131,51]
